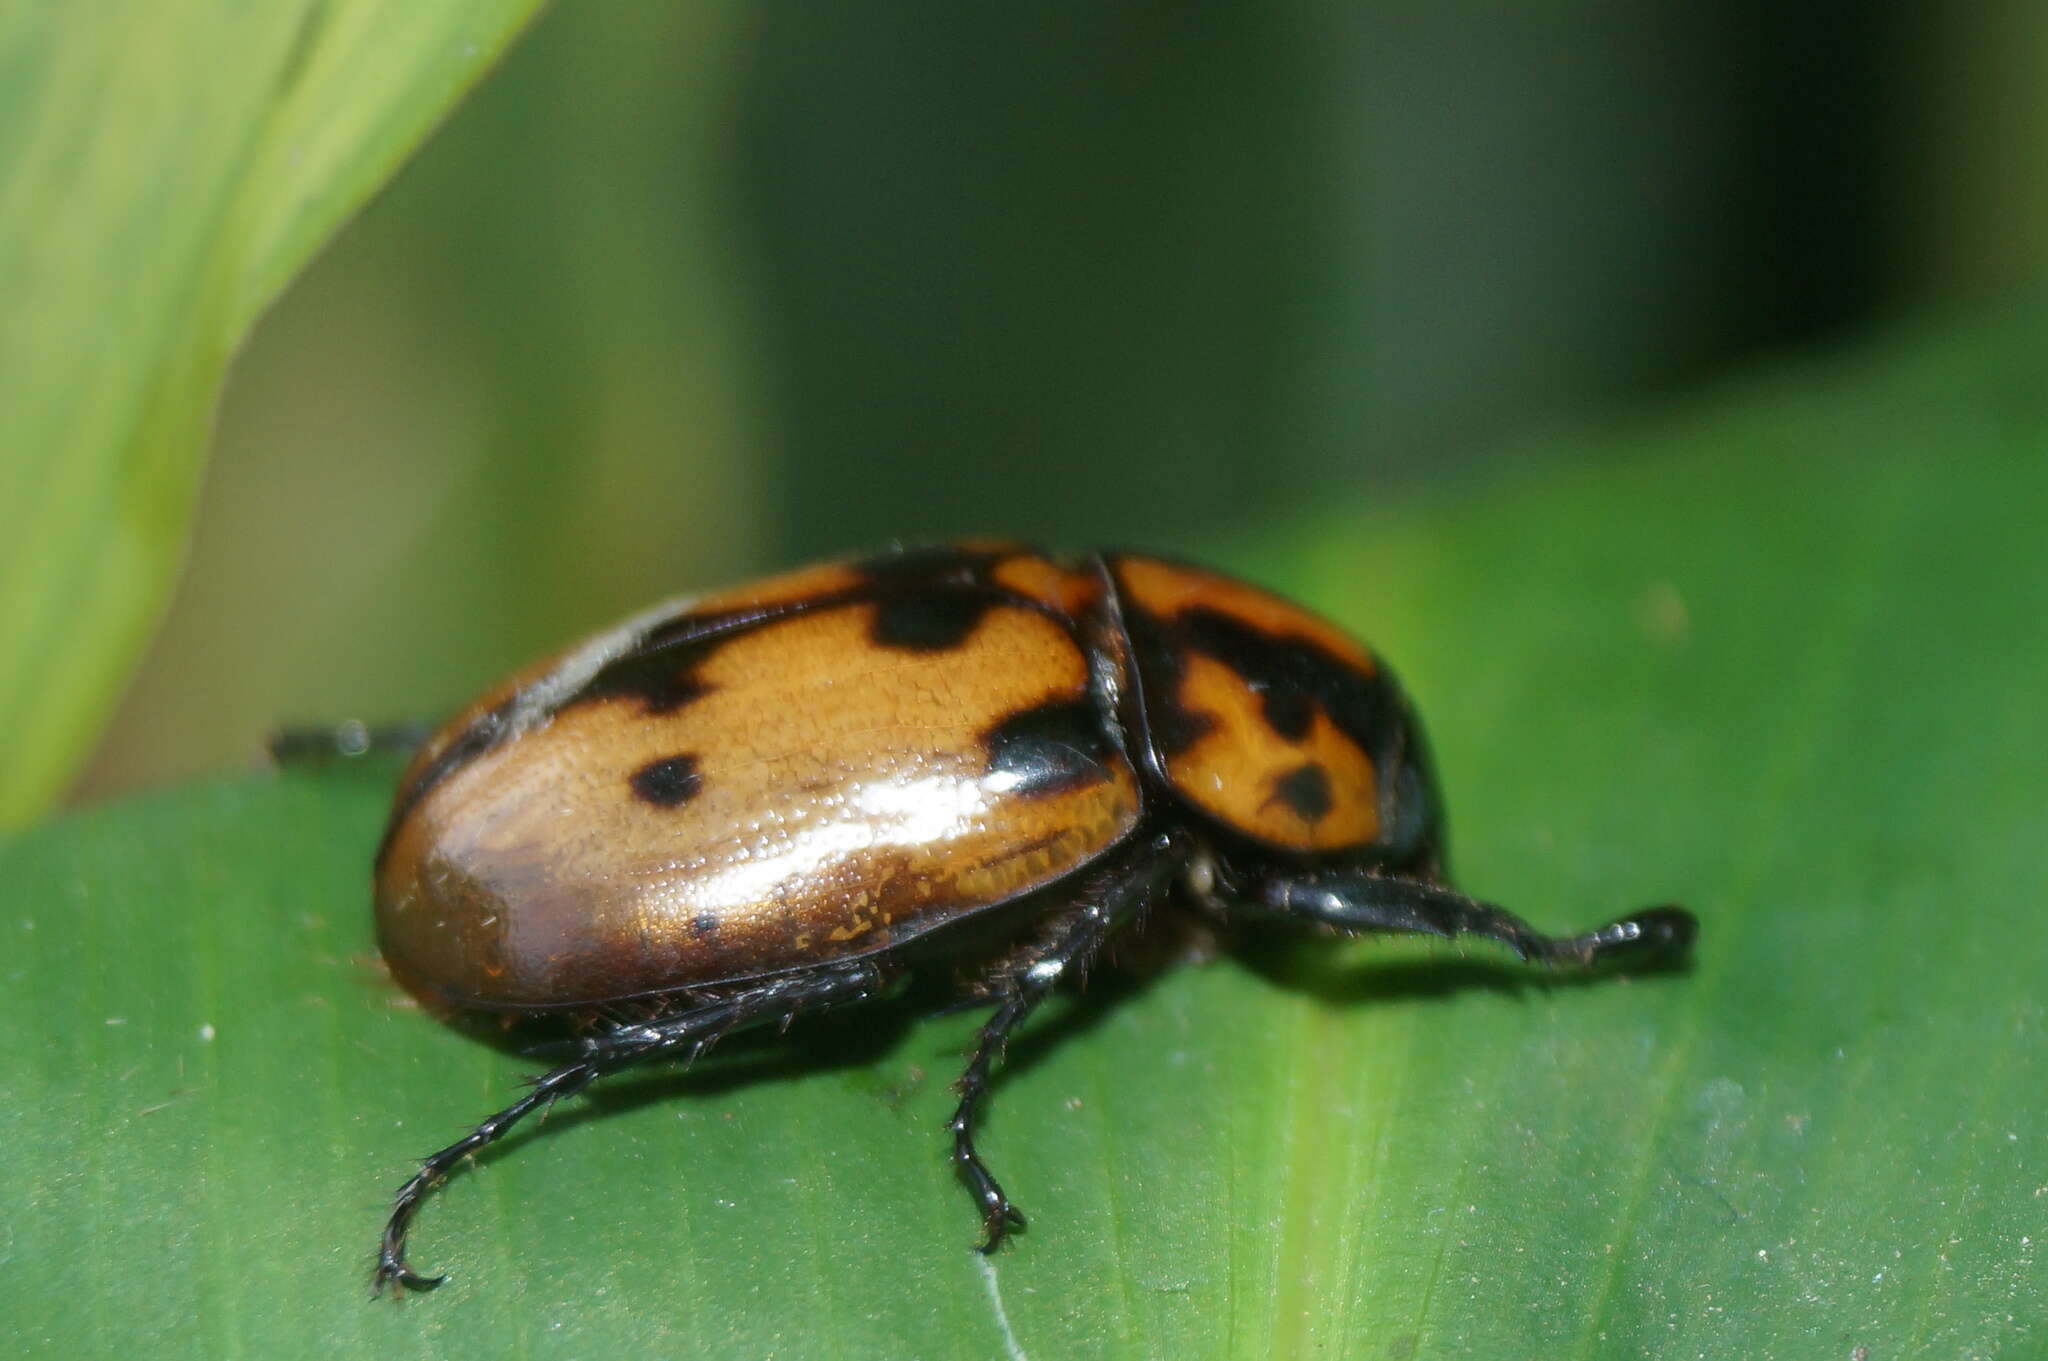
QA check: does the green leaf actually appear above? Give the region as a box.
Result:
[0,0,545,826]
[5,309,2045,1357]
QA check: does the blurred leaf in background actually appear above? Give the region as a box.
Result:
[0,1,550,826]
[1903,0,2048,299]
[73,2,768,802]
[78,1,2031,803]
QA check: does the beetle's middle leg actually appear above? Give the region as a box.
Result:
[1249,869,1695,969]
[269,718,436,764]
[375,958,888,1293]
[947,829,1189,1252]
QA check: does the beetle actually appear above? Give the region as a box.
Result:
[363,540,1695,1291]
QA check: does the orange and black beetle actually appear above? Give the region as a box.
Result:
[359,541,1695,1290]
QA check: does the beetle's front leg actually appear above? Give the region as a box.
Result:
[1252,870,1696,969]
[947,830,1188,1251]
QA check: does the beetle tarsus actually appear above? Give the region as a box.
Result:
[945,833,1186,1251]
[1554,905,1697,967]
[373,1250,446,1295]
[1255,871,1697,973]
[371,963,885,1293]
[373,1168,452,1294]
[948,995,1038,1255]
[977,1201,1027,1254]
[376,1265,446,1294]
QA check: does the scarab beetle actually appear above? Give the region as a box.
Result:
[364,541,1695,1291]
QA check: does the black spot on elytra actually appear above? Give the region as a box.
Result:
[1177,606,1392,753]
[573,649,715,715]
[1112,592,1200,756]
[690,913,719,939]
[983,698,1116,798]
[1273,762,1333,824]
[1257,685,1315,741]
[869,592,993,651]
[1150,703,1216,754]
[630,754,702,807]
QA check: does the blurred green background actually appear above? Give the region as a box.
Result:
[42,1,2048,798]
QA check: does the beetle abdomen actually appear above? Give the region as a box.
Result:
[376,588,1141,1009]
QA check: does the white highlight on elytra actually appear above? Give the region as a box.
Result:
[666,772,999,911]
[853,771,995,844]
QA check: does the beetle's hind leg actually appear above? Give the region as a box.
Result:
[269,719,436,765]
[947,830,1189,1252]
[374,959,887,1294]
[1252,870,1696,969]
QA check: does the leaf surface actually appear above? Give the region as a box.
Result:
[4,311,2044,1357]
